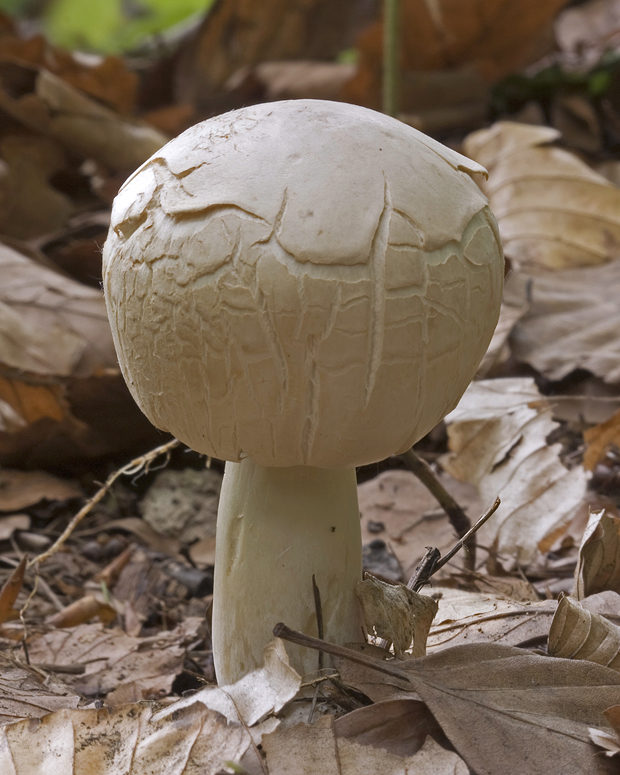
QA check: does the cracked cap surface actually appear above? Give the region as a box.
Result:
[103,99,503,468]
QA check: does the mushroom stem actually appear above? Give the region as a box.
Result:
[212,459,364,685]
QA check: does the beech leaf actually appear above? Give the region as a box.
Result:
[464,121,620,270]
[401,643,620,775]
[0,242,116,379]
[442,377,587,565]
[549,595,620,671]
[584,409,620,471]
[506,261,620,384]
[575,510,620,599]
[356,576,438,658]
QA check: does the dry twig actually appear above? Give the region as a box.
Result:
[400,448,475,569]
[29,439,181,568]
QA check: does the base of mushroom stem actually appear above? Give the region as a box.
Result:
[212,458,364,686]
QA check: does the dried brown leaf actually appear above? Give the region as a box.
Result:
[356,576,438,658]
[555,0,620,70]
[83,517,182,558]
[0,135,73,240]
[464,121,620,270]
[154,639,301,726]
[27,618,202,699]
[442,378,587,565]
[0,655,80,725]
[333,698,440,757]
[584,409,620,470]
[0,242,115,378]
[47,595,117,629]
[477,293,529,377]
[507,261,620,384]
[398,643,620,775]
[176,0,367,103]
[427,588,556,652]
[139,467,221,544]
[0,555,25,626]
[0,30,137,113]
[343,0,567,109]
[263,713,467,775]
[0,65,166,171]
[0,700,249,774]
[0,242,159,464]
[0,514,29,540]
[549,595,620,670]
[591,702,620,755]
[0,469,81,511]
[575,510,620,599]
[262,716,341,775]
[551,94,602,153]
[251,61,357,102]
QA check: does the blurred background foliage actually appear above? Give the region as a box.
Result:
[0,0,215,53]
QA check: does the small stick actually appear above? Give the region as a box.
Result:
[407,546,441,593]
[34,663,86,675]
[373,501,499,653]
[312,574,324,671]
[400,448,475,569]
[309,574,325,723]
[432,498,501,574]
[274,622,408,682]
[221,690,269,775]
[29,439,180,568]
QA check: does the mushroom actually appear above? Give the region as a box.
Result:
[102,100,503,685]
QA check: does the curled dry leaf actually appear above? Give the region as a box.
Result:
[0,654,80,725]
[47,595,117,629]
[0,64,166,171]
[441,378,587,565]
[153,638,301,728]
[575,510,620,599]
[0,700,249,775]
[584,409,620,470]
[548,595,620,671]
[590,705,620,757]
[464,122,620,270]
[356,576,438,658]
[506,260,620,384]
[0,469,81,511]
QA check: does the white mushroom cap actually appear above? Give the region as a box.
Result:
[103,100,503,468]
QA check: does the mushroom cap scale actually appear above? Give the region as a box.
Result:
[103,99,503,468]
